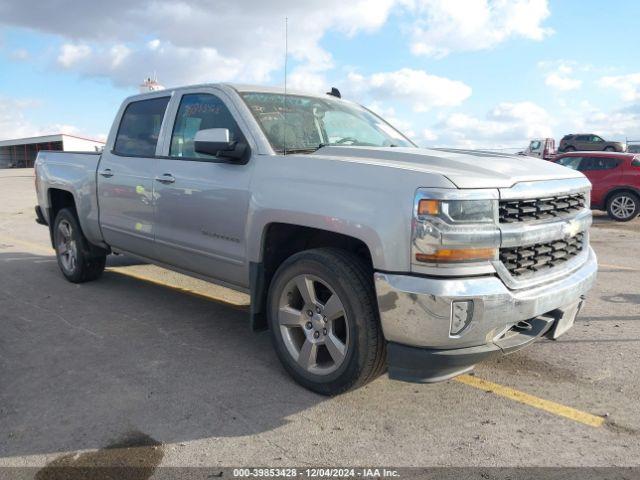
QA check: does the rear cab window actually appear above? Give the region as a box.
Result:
[113,97,171,156]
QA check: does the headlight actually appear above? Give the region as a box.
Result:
[412,189,500,274]
[418,198,496,223]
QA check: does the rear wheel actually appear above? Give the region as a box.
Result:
[604,146,616,152]
[563,146,576,152]
[53,208,107,282]
[607,191,639,221]
[267,248,386,395]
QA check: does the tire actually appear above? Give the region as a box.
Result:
[53,208,107,282]
[563,146,576,152]
[267,248,386,395]
[606,191,640,222]
[604,146,616,152]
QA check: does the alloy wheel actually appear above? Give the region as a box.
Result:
[57,219,78,273]
[610,195,636,220]
[277,274,349,375]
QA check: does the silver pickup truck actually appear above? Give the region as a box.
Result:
[35,84,597,395]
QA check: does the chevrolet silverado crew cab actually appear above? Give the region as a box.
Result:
[34,84,597,395]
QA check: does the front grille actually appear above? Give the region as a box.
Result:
[499,193,586,223]
[500,232,585,277]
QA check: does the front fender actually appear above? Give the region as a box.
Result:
[245,154,456,272]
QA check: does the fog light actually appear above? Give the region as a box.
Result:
[450,300,474,336]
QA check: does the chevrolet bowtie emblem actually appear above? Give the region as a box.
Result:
[563,219,581,238]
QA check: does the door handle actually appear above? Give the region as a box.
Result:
[155,173,176,184]
[99,168,114,178]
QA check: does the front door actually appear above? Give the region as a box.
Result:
[578,156,622,206]
[97,95,171,257]
[152,90,254,289]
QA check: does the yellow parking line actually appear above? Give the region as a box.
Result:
[0,234,52,255]
[455,374,604,428]
[0,234,248,311]
[106,267,248,311]
[598,263,638,272]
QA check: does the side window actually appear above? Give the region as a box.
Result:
[170,93,244,158]
[530,140,541,150]
[114,97,170,156]
[557,156,582,170]
[581,157,619,171]
[632,157,640,167]
[574,135,589,142]
[592,136,604,142]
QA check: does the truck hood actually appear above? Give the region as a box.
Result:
[313,146,584,189]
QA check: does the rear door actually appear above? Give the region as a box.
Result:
[590,135,606,151]
[97,95,171,257]
[578,156,622,207]
[574,135,592,151]
[152,87,255,289]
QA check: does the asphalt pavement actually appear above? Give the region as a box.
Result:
[0,169,639,473]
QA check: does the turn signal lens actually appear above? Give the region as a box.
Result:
[418,199,440,216]
[416,247,497,263]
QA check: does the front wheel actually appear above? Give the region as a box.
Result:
[267,248,386,395]
[53,208,107,282]
[607,191,639,221]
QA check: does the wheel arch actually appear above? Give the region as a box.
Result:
[603,186,640,208]
[47,188,77,248]
[249,222,375,331]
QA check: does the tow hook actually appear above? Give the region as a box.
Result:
[513,320,533,332]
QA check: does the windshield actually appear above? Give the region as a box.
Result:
[240,92,415,153]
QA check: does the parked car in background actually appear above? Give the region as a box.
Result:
[559,134,626,153]
[523,138,556,159]
[626,143,640,153]
[554,151,640,221]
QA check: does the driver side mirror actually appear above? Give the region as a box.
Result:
[194,128,236,156]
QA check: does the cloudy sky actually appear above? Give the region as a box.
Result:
[1,0,640,149]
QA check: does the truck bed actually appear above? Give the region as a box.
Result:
[35,150,104,246]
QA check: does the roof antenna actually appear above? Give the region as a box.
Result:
[283,16,288,156]
[327,87,341,98]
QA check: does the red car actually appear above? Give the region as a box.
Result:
[553,151,640,221]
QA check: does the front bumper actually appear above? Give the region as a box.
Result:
[374,247,597,382]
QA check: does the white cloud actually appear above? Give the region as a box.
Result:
[9,48,29,61]
[0,97,102,142]
[57,43,91,67]
[348,68,471,111]
[0,0,555,89]
[0,98,41,140]
[539,60,582,91]
[422,128,439,142]
[109,44,131,68]
[434,101,553,148]
[408,0,553,58]
[2,0,399,89]
[599,73,640,102]
[545,72,581,91]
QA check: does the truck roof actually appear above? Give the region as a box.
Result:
[125,83,336,103]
